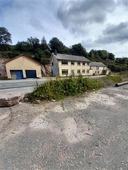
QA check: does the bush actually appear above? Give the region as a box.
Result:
[28,75,123,102]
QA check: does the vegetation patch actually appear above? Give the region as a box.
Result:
[28,75,122,102]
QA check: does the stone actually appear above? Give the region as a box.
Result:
[0,92,24,107]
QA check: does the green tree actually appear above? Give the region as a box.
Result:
[27,37,40,53]
[70,43,87,57]
[41,36,48,50]
[49,37,65,53]
[108,53,115,60]
[0,27,12,44]
[15,41,30,52]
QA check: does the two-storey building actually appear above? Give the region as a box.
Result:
[51,53,93,76]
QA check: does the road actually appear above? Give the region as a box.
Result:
[0,78,50,90]
[0,84,128,170]
[0,75,106,90]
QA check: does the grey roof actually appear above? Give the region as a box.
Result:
[53,53,90,62]
[89,62,106,67]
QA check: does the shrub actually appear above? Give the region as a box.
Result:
[28,75,124,102]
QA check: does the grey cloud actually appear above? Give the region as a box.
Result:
[57,0,116,33]
[117,0,128,7]
[28,18,44,31]
[95,22,128,44]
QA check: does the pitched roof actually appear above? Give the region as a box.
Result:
[53,53,90,62]
[89,62,106,67]
[5,54,41,66]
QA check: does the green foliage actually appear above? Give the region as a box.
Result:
[0,27,12,45]
[29,75,122,102]
[49,37,69,54]
[70,43,87,57]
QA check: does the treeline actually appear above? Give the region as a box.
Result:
[0,29,128,72]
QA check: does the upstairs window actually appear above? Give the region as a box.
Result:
[62,60,68,65]
[71,61,74,65]
[82,62,85,65]
[77,62,80,66]
[96,66,99,70]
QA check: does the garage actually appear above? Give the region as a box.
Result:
[10,70,23,79]
[25,70,36,78]
[5,54,42,79]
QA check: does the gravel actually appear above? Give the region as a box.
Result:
[0,85,128,170]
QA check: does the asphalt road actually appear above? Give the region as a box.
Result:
[0,84,128,170]
[0,78,49,89]
[0,75,105,90]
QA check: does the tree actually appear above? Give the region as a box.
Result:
[108,53,115,60]
[70,43,87,57]
[27,37,40,53]
[0,27,12,44]
[15,41,30,52]
[49,37,65,53]
[41,36,48,50]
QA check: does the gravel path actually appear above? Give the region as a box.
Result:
[0,85,128,170]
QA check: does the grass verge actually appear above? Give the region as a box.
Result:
[28,74,123,102]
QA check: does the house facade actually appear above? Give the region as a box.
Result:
[51,53,110,76]
[5,54,42,79]
[89,62,110,75]
[51,53,93,76]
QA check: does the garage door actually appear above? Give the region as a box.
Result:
[10,70,23,79]
[25,70,36,78]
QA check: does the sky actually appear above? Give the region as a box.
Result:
[0,0,128,57]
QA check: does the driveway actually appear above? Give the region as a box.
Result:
[0,85,128,170]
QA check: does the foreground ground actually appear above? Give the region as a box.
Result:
[0,85,128,170]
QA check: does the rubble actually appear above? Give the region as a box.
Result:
[0,92,24,107]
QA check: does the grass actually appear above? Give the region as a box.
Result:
[28,74,123,102]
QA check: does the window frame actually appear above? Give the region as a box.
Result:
[61,60,68,65]
[62,69,68,75]
[77,62,81,66]
[77,69,81,74]
[82,69,85,73]
[71,61,74,65]
[87,70,89,73]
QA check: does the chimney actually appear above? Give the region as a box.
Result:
[54,49,57,55]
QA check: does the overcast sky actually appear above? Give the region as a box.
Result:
[0,0,128,57]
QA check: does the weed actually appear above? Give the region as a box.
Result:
[28,75,124,102]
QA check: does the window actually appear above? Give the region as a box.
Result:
[82,62,85,65]
[87,63,89,66]
[77,69,80,74]
[62,60,68,65]
[82,69,85,73]
[96,66,99,70]
[52,62,53,66]
[71,70,74,75]
[87,70,89,73]
[62,69,68,75]
[71,61,74,65]
[77,62,80,65]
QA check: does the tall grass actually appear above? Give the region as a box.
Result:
[28,75,123,101]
